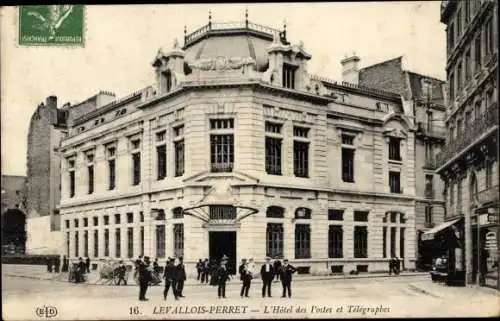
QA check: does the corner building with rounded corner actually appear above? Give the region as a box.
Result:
[59,17,418,275]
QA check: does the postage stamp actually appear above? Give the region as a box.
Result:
[18,5,84,46]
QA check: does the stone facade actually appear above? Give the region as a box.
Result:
[57,19,418,275]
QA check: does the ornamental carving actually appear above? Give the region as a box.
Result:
[190,56,256,71]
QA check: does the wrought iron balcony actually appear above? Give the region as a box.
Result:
[477,185,499,205]
[436,102,498,168]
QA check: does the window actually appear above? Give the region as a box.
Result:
[156,144,167,180]
[156,225,165,258]
[465,1,470,23]
[266,206,284,218]
[486,159,493,189]
[457,61,463,91]
[265,121,282,134]
[127,227,133,258]
[475,34,482,70]
[449,182,455,213]
[456,8,462,36]
[400,227,405,258]
[388,137,402,161]
[328,209,344,221]
[140,211,144,222]
[448,22,455,52]
[162,70,173,92]
[210,119,234,173]
[66,232,70,257]
[140,226,144,257]
[132,152,141,185]
[209,205,236,221]
[93,230,98,257]
[465,110,472,127]
[390,212,397,223]
[104,229,109,257]
[457,119,463,135]
[295,224,310,259]
[354,211,369,222]
[342,134,355,145]
[457,178,463,214]
[126,213,133,223]
[65,220,70,229]
[108,158,116,190]
[475,102,482,120]
[293,126,309,138]
[173,224,184,258]
[115,228,121,258]
[114,214,121,224]
[328,225,343,258]
[83,218,88,227]
[354,226,368,258]
[383,227,387,258]
[485,18,494,55]
[74,231,79,257]
[449,72,455,101]
[425,205,433,226]
[342,148,355,182]
[174,125,185,177]
[427,111,433,133]
[266,223,283,258]
[173,207,184,219]
[295,207,311,219]
[74,219,79,228]
[293,141,309,177]
[82,231,89,256]
[69,171,75,198]
[389,171,401,194]
[103,215,109,225]
[93,217,98,226]
[282,63,297,89]
[425,174,434,198]
[465,49,471,81]
[265,122,283,175]
[390,227,396,257]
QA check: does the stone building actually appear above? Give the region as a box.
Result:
[25,92,115,254]
[349,56,448,269]
[58,15,418,275]
[434,0,498,288]
[1,175,27,254]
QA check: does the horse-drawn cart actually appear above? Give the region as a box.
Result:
[95,259,133,285]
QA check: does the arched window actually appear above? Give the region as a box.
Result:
[172,207,183,219]
[266,206,284,218]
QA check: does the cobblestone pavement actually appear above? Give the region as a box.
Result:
[3,270,499,319]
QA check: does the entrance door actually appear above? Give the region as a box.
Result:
[209,231,237,274]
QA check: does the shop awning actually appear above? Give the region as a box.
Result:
[421,218,461,241]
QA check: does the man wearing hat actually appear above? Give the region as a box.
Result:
[138,256,152,301]
[239,258,252,297]
[117,260,127,285]
[216,258,231,298]
[279,259,297,298]
[163,257,178,300]
[260,256,274,297]
[175,257,187,298]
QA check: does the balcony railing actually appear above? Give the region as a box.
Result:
[477,185,499,205]
[436,102,498,168]
[211,162,233,173]
[416,123,447,139]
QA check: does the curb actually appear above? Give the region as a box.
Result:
[407,284,444,299]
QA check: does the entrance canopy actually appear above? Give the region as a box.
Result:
[182,180,258,225]
[421,218,462,241]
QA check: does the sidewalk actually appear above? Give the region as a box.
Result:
[409,280,499,299]
[3,264,427,284]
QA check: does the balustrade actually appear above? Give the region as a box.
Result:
[477,185,499,205]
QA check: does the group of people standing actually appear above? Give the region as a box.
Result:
[254,256,298,298]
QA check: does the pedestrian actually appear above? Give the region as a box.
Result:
[239,258,252,297]
[216,259,231,299]
[209,259,218,286]
[163,258,179,300]
[388,257,394,276]
[61,255,69,273]
[260,256,274,297]
[85,257,91,273]
[273,257,282,282]
[117,260,127,285]
[77,257,86,283]
[138,256,152,301]
[47,257,53,273]
[54,256,60,273]
[176,256,186,297]
[196,259,203,281]
[201,258,210,284]
[280,259,297,298]
[153,258,160,275]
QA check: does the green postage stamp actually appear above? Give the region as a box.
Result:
[18,5,85,46]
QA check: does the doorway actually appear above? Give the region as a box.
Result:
[209,231,237,274]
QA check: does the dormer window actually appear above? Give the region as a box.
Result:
[282,63,297,89]
[162,70,173,92]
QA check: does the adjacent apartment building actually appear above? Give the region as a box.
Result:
[57,16,419,275]
[435,0,498,289]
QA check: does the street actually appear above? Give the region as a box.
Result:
[2,270,499,319]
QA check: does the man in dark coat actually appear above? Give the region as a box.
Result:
[201,258,210,283]
[175,257,187,297]
[61,255,69,273]
[273,258,282,282]
[138,256,152,301]
[216,260,230,298]
[260,256,274,297]
[77,257,86,283]
[239,258,252,297]
[47,257,53,273]
[163,258,178,300]
[196,259,203,280]
[116,261,127,285]
[54,256,61,273]
[280,259,297,298]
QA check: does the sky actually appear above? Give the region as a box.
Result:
[0,2,446,176]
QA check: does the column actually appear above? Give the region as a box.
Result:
[98,224,105,258]
[68,230,74,259]
[283,205,295,260]
[89,227,95,258]
[385,224,391,259]
[133,212,141,258]
[143,201,154,257]
[395,215,401,258]
[165,222,173,259]
[120,224,127,260]
[110,225,116,258]
[344,209,354,259]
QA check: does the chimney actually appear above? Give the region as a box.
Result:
[95,90,116,108]
[46,95,58,108]
[340,54,360,85]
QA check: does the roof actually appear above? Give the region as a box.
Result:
[406,71,445,105]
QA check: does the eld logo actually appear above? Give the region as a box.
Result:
[35,306,58,318]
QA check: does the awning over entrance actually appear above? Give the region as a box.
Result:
[421,218,462,241]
